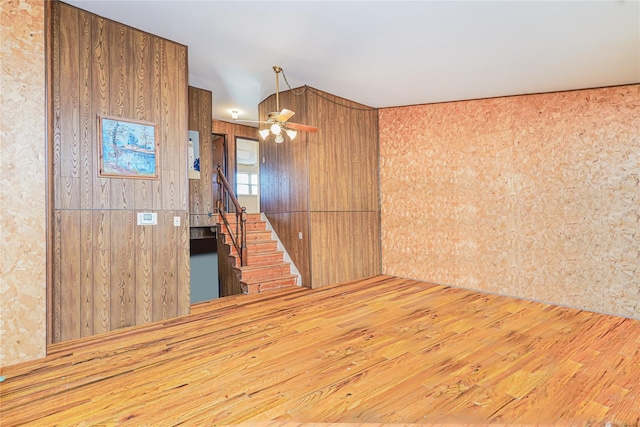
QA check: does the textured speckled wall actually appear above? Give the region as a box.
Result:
[380,85,639,319]
[0,0,47,365]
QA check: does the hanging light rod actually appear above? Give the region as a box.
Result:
[250,66,319,143]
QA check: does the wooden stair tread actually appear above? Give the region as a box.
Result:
[246,239,276,244]
[217,213,298,294]
[232,250,283,258]
[228,242,277,252]
[228,252,284,268]
[237,261,290,271]
[245,231,273,240]
[241,273,297,286]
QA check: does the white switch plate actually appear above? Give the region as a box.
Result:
[298,231,303,240]
[173,216,181,226]
[137,212,157,225]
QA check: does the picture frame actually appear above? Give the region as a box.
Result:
[98,115,159,179]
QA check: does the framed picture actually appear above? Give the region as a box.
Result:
[98,115,159,179]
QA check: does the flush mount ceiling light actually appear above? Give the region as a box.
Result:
[233,66,318,143]
[230,110,239,120]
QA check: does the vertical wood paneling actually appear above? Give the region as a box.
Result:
[92,211,110,335]
[80,210,93,337]
[153,212,176,320]
[177,211,191,316]
[132,31,154,210]
[52,1,190,343]
[188,86,214,227]
[79,10,92,210]
[110,210,135,330]
[217,236,243,297]
[307,90,379,212]
[161,41,177,210]
[108,23,134,210]
[91,14,110,209]
[135,220,153,325]
[310,212,381,288]
[177,46,189,211]
[257,104,274,213]
[188,87,203,215]
[259,91,309,214]
[259,86,381,289]
[150,37,163,210]
[132,31,152,122]
[60,211,81,342]
[266,212,311,287]
[59,4,80,210]
[164,211,178,318]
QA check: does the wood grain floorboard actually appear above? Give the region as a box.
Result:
[1,275,639,426]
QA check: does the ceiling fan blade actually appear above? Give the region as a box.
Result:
[286,122,319,133]
[276,109,295,123]
[234,119,269,124]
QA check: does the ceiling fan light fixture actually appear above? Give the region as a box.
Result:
[259,129,270,139]
[270,123,282,135]
[285,129,297,140]
[253,66,318,144]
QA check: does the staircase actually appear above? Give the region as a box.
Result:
[218,213,297,294]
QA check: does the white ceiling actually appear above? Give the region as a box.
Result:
[64,1,640,124]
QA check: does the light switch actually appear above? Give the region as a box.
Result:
[173,216,181,226]
[298,231,303,240]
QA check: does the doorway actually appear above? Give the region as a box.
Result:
[235,137,260,214]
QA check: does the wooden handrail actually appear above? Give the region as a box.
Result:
[217,166,243,214]
[216,164,248,267]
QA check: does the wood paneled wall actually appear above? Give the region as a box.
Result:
[307,91,379,212]
[50,2,190,343]
[379,84,640,319]
[259,87,381,288]
[188,86,214,227]
[259,89,309,214]
[266,212,311,287]
[216,235,243,297]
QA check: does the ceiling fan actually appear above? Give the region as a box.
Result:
[236,66,318,143]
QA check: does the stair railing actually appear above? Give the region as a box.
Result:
[216,163,248,267]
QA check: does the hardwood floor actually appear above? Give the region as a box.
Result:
[2,275,639,426]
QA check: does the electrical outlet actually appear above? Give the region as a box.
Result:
[173,216,181,226]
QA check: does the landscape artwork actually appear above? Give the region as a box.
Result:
[98,116,159,179]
